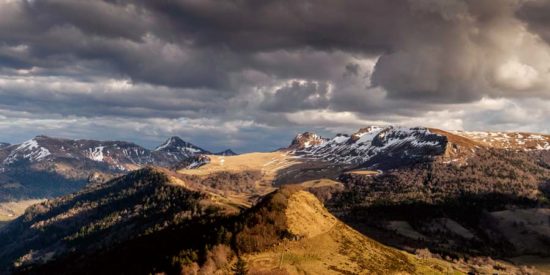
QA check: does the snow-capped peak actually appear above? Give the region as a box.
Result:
[0,135,216,172]
[349,126,384,143]
[154,136,209,155]
[155,136,183,151]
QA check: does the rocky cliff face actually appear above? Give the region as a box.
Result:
[287,132,327,150]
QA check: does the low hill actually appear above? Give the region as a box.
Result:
[0,168,220,273]
[238,189,462,274]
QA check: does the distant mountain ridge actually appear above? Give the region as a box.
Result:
[213,149,238,156]
[287,126,550,170]
[287,126,448,169]
[1,135,213,170]
[451,130,550,150]
[0,135,228,203]
[154,136,211,158]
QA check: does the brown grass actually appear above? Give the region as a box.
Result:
[345,170,380,176]
[294,179,343,189]
[428,128,481,149]
[0,199,45,221]
[243,190,463,274]
[177,152,299,180]
[174,152,303,207]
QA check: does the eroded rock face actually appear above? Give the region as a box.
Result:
[288,132,327,150]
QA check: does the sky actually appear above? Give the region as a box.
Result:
[1,0,550,152]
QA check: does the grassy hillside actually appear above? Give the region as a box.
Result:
[241,190,462,275]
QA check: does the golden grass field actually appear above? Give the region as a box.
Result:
[172,152,305,210]
[177,152,299,178]
[244,191,464,275]
[294,178,344,189]
[345,170,381,176]
[0,199,45,222]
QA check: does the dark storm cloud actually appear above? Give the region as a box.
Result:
[2,0,550,96]
[517,0,550,44]
[137,0,402,52]
[0,76,234,118]
[1,0,550,150]
[261,80,331,112]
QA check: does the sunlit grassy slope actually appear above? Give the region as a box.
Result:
[244,191,464,275]
[178,152,299,179]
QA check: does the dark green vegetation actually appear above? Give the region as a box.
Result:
[179,170,263,194]
[0,170,305,275]
[0,168,208,274]
[336,149,550,207]
[329,149,550,259]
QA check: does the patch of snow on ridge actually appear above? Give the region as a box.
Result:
[451,130,550,150]
[292,126,446,165]
[87,146,105,162]
[33,147,51,161]
[333,135,349,144]
[3,139,51,164]
[17,139,40,151]
[184,147,201,153]
[154,138,174,152]
[356,129,383,144]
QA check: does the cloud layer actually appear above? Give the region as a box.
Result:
[0,0,549,151]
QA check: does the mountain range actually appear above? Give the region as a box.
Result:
[1,126,549,274]
[0,135,235,201]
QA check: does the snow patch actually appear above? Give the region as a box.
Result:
[3,139,51,164]
[87,146,105,162]
[295,126,445,165]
